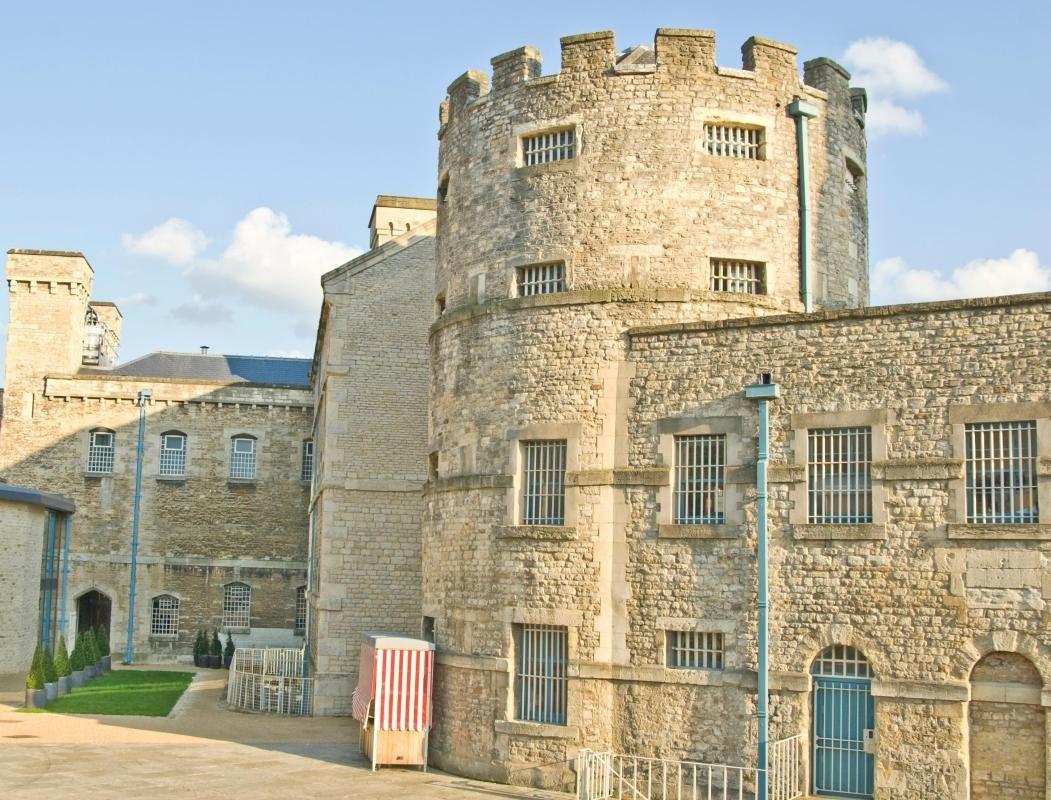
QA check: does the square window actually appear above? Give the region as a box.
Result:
[517,263,566,297]
[230,437,257,480]
[673,434,726,524]
[522,128,575,166]
[160,433,186,477]
[703,123,763,160]
[965,421,1039,524]
[807,427,873,524]
[521,440,567,525]
[667,630,724,669]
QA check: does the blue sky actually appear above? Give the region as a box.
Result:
[1,1,1049,380]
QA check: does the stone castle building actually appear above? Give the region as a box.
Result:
[0,250,312,659]
[4,25,1051,800]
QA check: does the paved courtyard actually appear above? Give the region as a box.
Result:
[0,665,568,800]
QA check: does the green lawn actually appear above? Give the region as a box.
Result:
[42,670,194,716]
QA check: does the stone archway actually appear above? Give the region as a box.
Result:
[969,651,1045,799]
[76,589,112,641]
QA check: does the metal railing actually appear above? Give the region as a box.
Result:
[227,647,312,716]
[577,740,803,800]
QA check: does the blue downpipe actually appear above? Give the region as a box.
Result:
[58,515,72,644]
[124,393,148,664]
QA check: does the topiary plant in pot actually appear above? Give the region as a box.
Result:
[25,645,46,709]
[209,630,222,668]
[193,630,207,668]
[223,632,235,669]
[55,636,72,695]
[82,631,98,679]
[41,645,59,702]
[69,634,86,688]
[95,625,111,671]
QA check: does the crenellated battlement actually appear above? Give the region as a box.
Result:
[440,28,854,124]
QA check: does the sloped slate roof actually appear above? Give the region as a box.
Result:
[93,352,312,386]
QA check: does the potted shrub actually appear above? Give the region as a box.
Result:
[24,645,46,709]
[193,630,207,668]
[42,645,58,702]
[223,632,235,669]
[95,625,111,672]
[55,636,72,695]
[69,634,86,688]
[209,630,222,668]
[82,631,98,679]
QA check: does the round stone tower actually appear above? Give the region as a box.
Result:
[423,28,867,786]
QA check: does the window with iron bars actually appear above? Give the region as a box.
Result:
[522,128,575,166]
[87,430,115,474]
[223,583,251,629]
[673,434,726,524]
[514,623,568,725]
[667,630,724,670]
[965,420,1039,524]
[710,259,764,295]
[808,427,873,524]
[521,440,567,525]
[150,595,179,637]
[703,123,763,160]
[518,262,566,297]
[294,586,307,635]
[230,436,257,480]
[812,644,872,678]
[301,440,314,483]
[159,433,186,477]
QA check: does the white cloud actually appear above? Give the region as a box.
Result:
[264,348,310,359]
[115,291,156,307]
[842,37,947,137]
[122,218,209,265]
[872,249,1050,305]
[865,99,925,136]
[169,295,233,325]
[189,207,360,318]
[842,38,948,97]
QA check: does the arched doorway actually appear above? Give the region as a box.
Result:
[811,645,875,798]
[969,652,1045,799]
[77,590,111,641]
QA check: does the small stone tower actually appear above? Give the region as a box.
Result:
[423,28,868,785]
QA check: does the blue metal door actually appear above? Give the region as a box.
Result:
[812,646,875,798]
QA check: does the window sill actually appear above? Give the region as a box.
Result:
[156,477,186,485]
[792,523,886,541]
[658,524,740,540]
[223,627,250,634]
[227,480,257,490]
[494,719,577,740]
[83,472,112,480]
[946,523,1051,541]
[496,525,576,541]
[149,635,179,641]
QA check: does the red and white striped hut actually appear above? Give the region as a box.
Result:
[351,633,436,770]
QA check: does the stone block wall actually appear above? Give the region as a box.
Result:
[0,500,46,672]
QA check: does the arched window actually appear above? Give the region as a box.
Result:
[159,431,187,477]
[151,595,180,637]
[230,435,257,480]
[294,586,307,635]
[223,582,251,629]
[87,428,115,474]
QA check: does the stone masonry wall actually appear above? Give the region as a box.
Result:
[310,225,434,714]
[0,500,47,671]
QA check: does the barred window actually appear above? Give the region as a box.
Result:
[515,624,568,725]
[965,421,1039,524]
[667,631,724,670]
[674,434,725,524]
[159,432,186,477]
[710,259,764,294]
[87,429,115,474]
[150,595,179,637]
[521,440,567,525]
[223,583,251,629]
[812,644,872,678]
[808,427,873,524]
[518,263,566,297]
[301,440,314,483]
[522,128,575,166]
[704,123,762,159]
[230,436,257,480]
[294,586,307,635]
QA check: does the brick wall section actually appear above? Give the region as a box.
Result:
[0,500,46,671]
[310,223,434,714]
